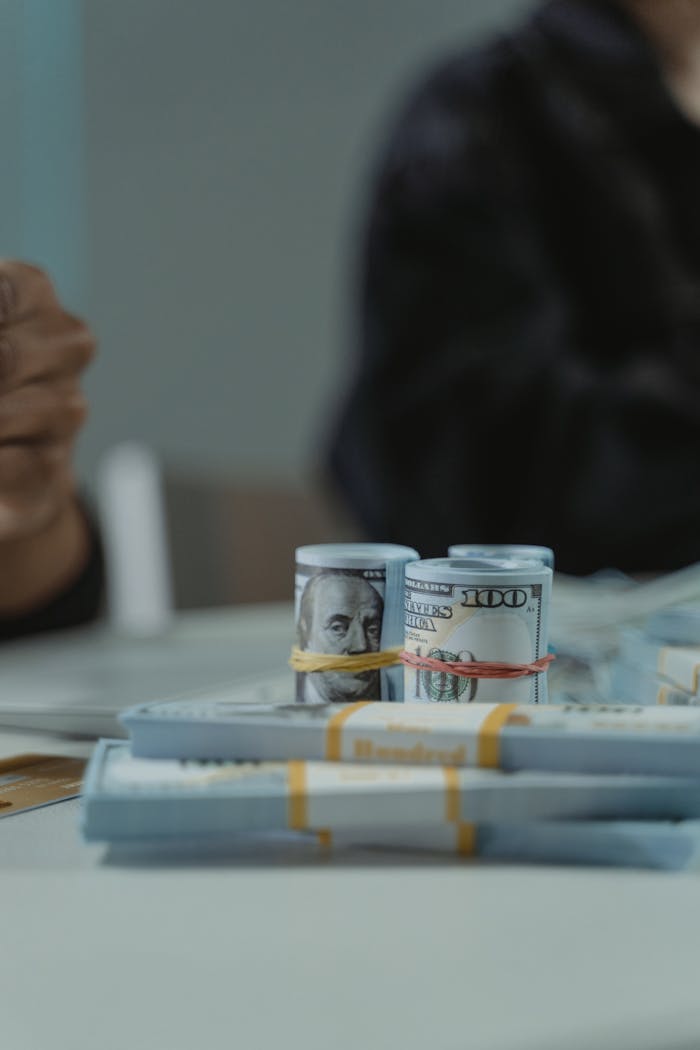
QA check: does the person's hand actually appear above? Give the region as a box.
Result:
[0,260,95,540]
[0,261,96,616]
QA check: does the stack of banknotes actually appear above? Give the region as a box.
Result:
[604,604,700,706]
[81,698,700,870]
[77,546,700,869]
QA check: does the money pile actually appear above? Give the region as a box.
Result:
[82,736,700,870]
[75,547,700,870]
[77,696,700,869]
[604,605,700,706]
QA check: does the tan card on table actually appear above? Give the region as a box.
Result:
[0,754,86,817]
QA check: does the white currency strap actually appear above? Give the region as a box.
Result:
[325,702,508,766]
[303,763,449,828]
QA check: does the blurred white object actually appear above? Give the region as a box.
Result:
[551,563,700,658]
[97,442,174,636]
[548,563,700,703]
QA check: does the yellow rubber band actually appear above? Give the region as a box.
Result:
[289,645,402,673]
[443,767,461,823]
[325,701,373,761]
[456,823,477,856]
[288,760,308,829]
[477,703,519,768]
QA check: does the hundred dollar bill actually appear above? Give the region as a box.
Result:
[122,697,700,776]
[81,740,700,843]
[403,558,552,703]
[293,543,418,704]
[448,544,554,569]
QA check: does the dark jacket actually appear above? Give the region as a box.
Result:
[329,0,700,574]
[0,503,104,641]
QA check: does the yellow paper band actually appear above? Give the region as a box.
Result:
[443,767,460,823]
[288,760,308,829]
[289,645,402,673]
[477,703,519,768]
[456,823,477,856]
[316,830,333,848]
[325,701,373,761]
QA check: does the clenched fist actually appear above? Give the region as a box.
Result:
[0,261,96,617]
[0,260,94,537]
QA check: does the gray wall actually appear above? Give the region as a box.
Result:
[0,4,22,257]
[0,1,85,304]
[2,0,533,489]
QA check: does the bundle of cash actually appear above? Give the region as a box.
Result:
[606,661,696,706]
[121,697,700,776]
[292,543,418,703]
[647,604,700,646]
[82,740,700,843]
[448,544,554,569]
[403,558,552,703]
[83,557,700,871]
[617,628,700,697]
[600,608,700,707]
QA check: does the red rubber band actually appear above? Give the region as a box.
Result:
[399,651,555,679]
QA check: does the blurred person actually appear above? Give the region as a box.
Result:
[0,260,102,638]
[297,570,383,702]
[330,0,700,575]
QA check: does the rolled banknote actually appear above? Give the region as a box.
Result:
[619,628,700,696]
[448,544,554,570]
[403,558,552,703]
[81,739,700,843]
[606,660,697,706]
[122,697,700,775]
[292,543,418,703]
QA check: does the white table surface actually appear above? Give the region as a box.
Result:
[2,607,700,1050]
